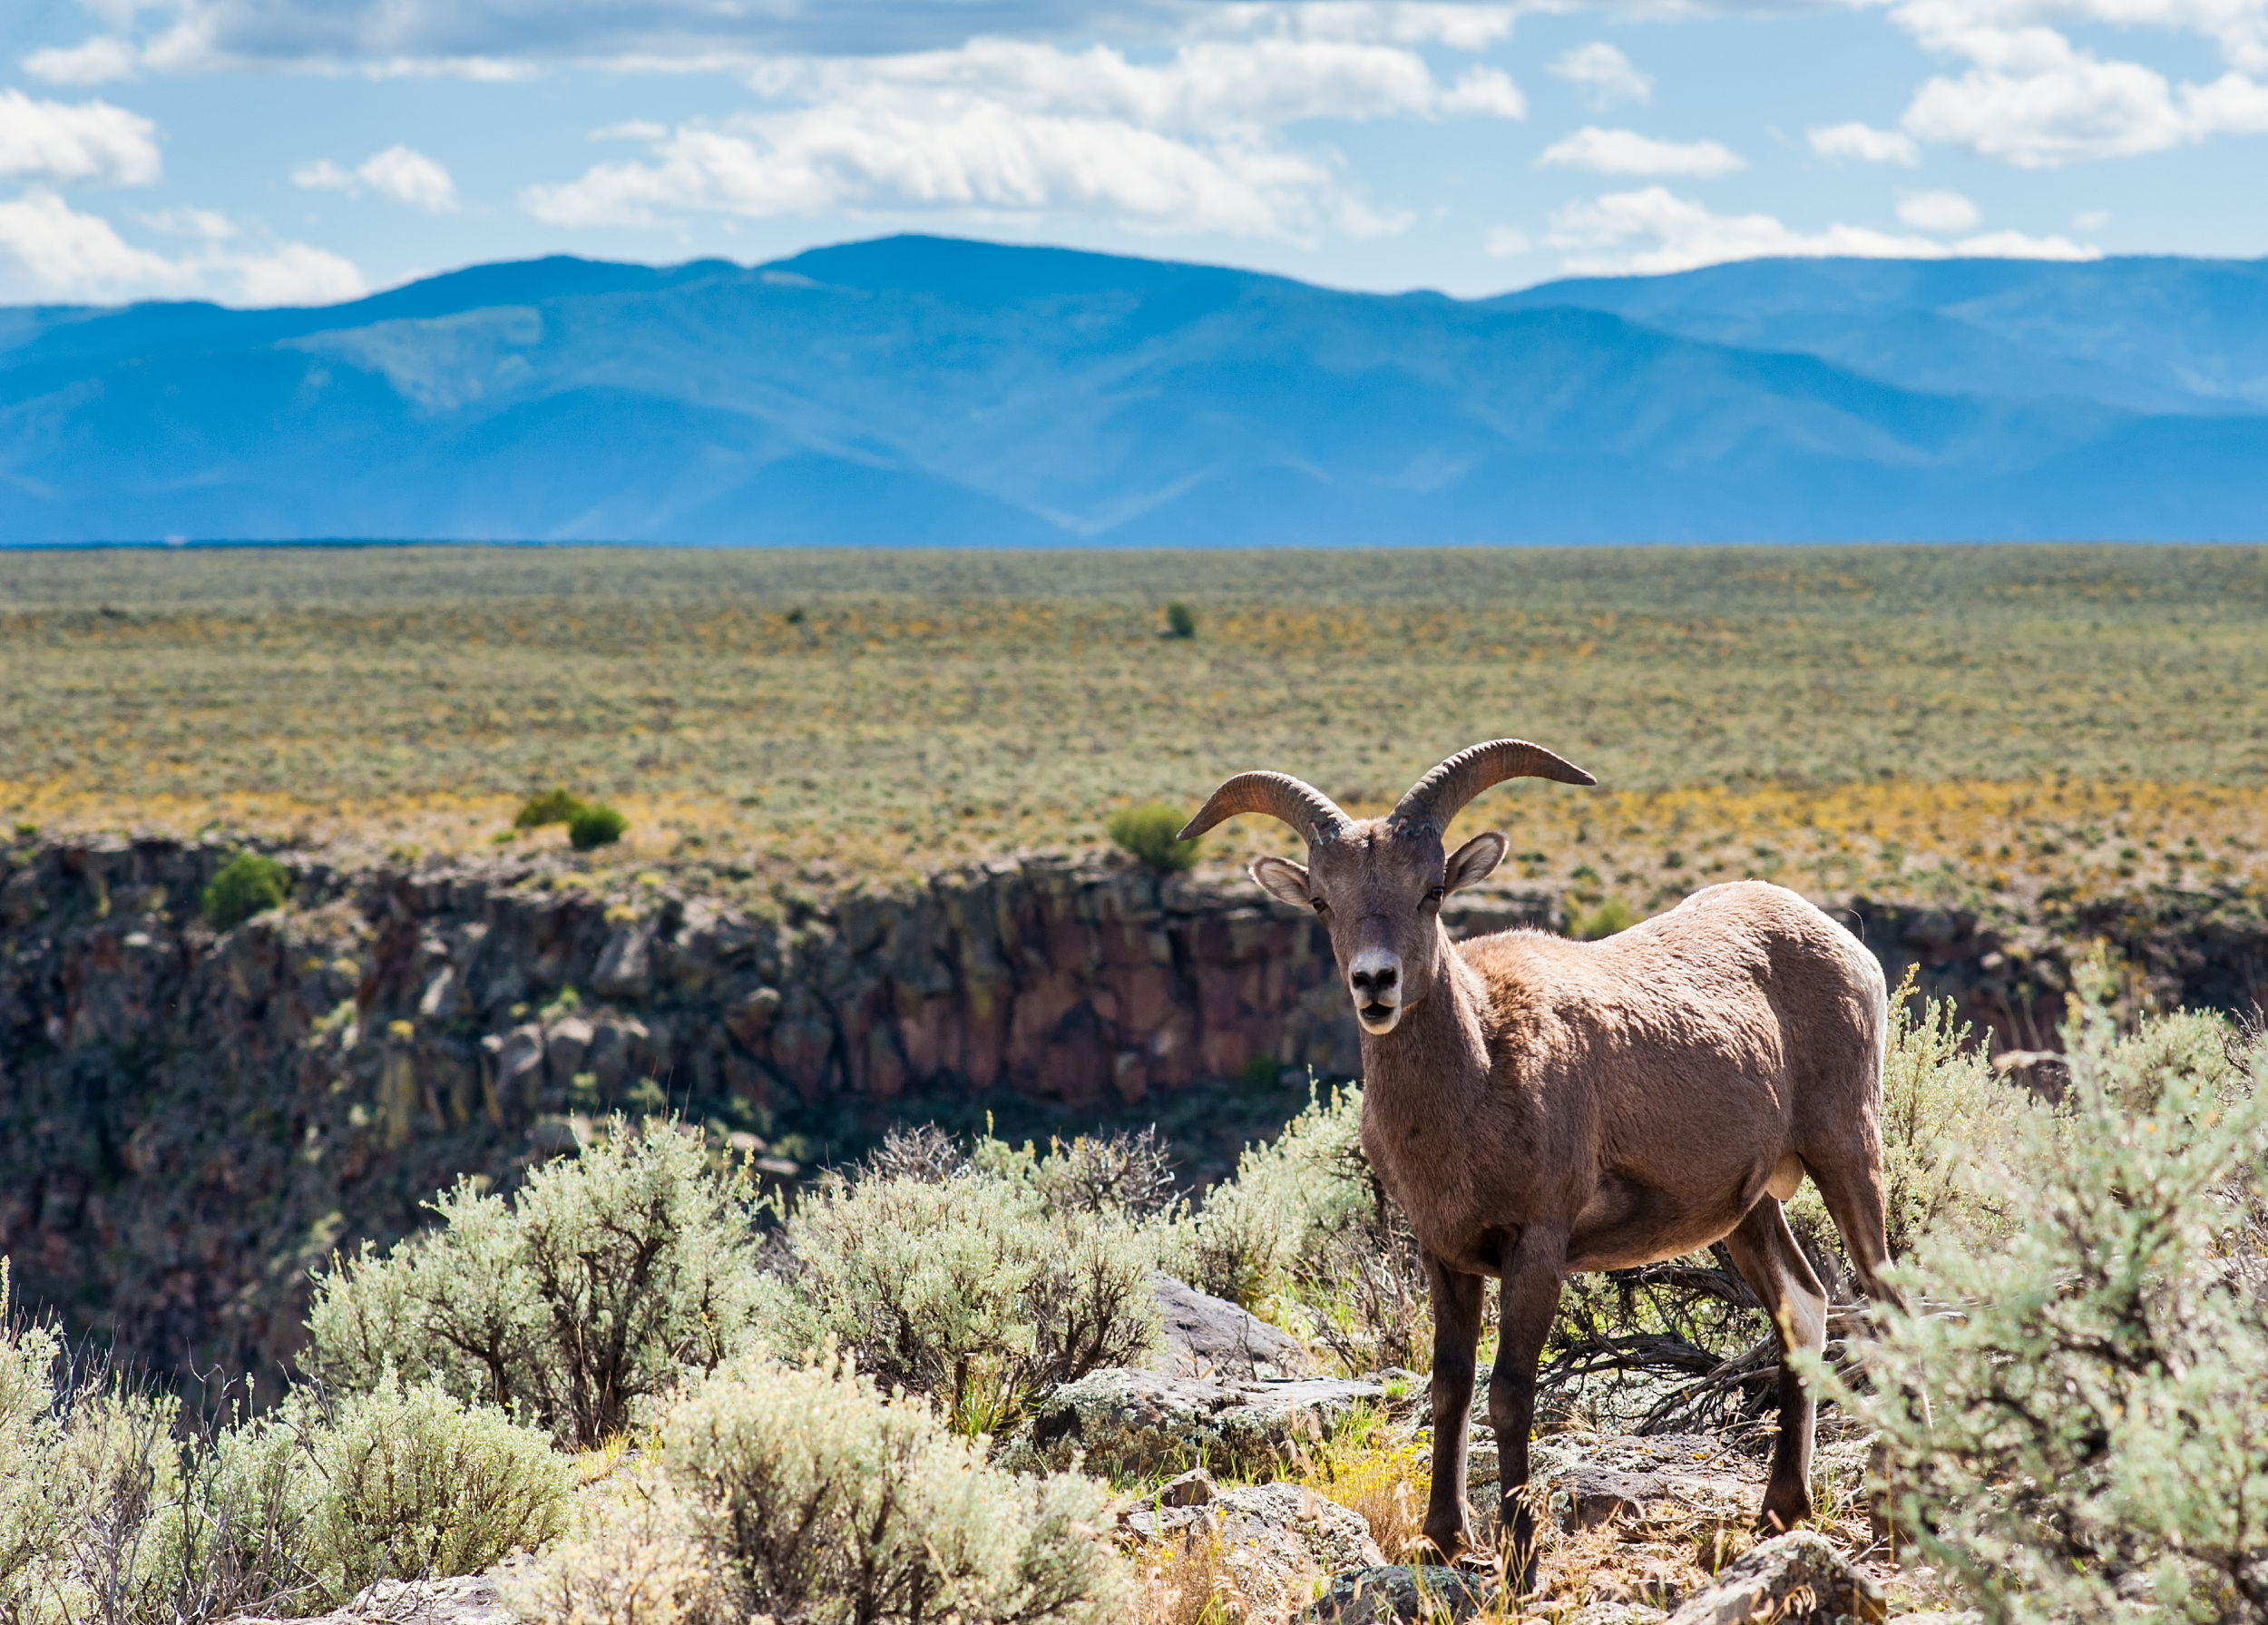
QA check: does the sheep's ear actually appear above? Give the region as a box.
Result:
[1444,832,1508,894]
[1249,856,1312,908]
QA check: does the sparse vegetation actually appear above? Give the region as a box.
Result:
[1108,803,1199,873]
[6,546,2268,896]
[1162,602,1197,640]
[569,803,629,850]
[200,851,289,930]
[515,788,588,829]
[304,1118,787,1448]
[1824,976,2268,1624]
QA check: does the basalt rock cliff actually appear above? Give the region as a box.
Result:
[3,834,2261,1386]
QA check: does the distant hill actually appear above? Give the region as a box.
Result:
[3,235,2265,544]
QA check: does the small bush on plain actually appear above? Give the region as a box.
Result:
[1161,602,1197,639]
[305,1117,790,1448]
[660,1355,1120,1625]
[1108,802,1199,873]
[570,804,630,850]
[200,852,289,931]
[1822,971,2268,1625]
[514,788,586,829]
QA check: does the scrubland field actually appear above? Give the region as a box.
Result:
[6,543,2268,914]
[10,543,2268,1625]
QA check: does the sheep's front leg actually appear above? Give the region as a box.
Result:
[1491,1231,1567,1596]
[1419,1254,1486,1561]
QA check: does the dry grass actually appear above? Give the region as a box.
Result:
[5,544,2268,900]
[1124,1533,1243,1625]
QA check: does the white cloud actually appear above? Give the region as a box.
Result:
[1537,125,1745,175]
[1896,187,1981,229]
[357,143,457,209]
[139,204,236,237]
[1482,225,1530,255]
[1549,43,1652,109]
[1208,5,1520,51]
[591,119,669,141]
[1544,185,2099,274]
[0,89,161,186]
[23,36,141,84]
[293,144,458,210]
[527,34,1523,240]
[2075,206,2110,225]
[291,159,355,191]
[1894,10,2268,165]
[0,188,364,305]
[526,104,1402,240]
[1807,122,1922,163]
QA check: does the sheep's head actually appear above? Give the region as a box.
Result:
[1181,741,1596,1036]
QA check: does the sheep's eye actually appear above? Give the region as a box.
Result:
[1309,897,1330,915]
[1425,886,1445,905]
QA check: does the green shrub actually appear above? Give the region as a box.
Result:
[1570,897,1632,940]
[305,1118,789,1448]
[1785,972,2032,1281]
[514,788,586,829]
[305,1377,568,1604]
[1178,1084,1373,1308]
[660,1356,1120,1625]
[569,804,630,850]
[787,1162,1162,1434]
[1821,975,2268,1625]
[1162,602,1197,639]
[201,852,289,931]
[1106,802,1198,873]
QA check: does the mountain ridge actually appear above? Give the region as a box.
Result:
[3,235,2264,543]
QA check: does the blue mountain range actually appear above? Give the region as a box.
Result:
[4,235,2265,544]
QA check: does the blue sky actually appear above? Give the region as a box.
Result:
[2,0,2264,307]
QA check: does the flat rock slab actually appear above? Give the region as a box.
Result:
[1298,1565,1499,1625]
[1666,1532,1886,1625]
[1150,1273,1313,1381]
[1003,1367,1384,1480]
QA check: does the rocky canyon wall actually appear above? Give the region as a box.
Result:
[3,834,2261,1387]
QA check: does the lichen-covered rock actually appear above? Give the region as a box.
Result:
[1296,1565,1498,1625]
[1001,1367,1383,1480]
[1665,1532,1885,1625]
[1151,1273,1314,1381]
[1121,1480,1383,1621]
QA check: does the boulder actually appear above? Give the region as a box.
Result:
[1665,1532,1885,1625]
[1002,1368,1384,1480]
[1121,1479,1383,1622]
[1297,1565,1498,1625]
[1150,1274,1313,1381]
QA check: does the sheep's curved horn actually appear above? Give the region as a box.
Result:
[1392,739,1596,835]
[1179,772,1354,847]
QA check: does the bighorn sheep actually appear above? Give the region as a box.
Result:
[1182,741,1898,1586]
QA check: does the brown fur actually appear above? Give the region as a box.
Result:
[1242,813,1898,1588]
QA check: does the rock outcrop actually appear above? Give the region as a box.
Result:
[1004,1368,1388,1480]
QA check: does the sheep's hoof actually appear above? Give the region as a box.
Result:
[1756,1491,1813,1536]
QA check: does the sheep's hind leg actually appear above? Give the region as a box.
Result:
[1723,1198,1829,1533]
[1416,1256,1485,1562]
[1489,1232,1565,1596]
